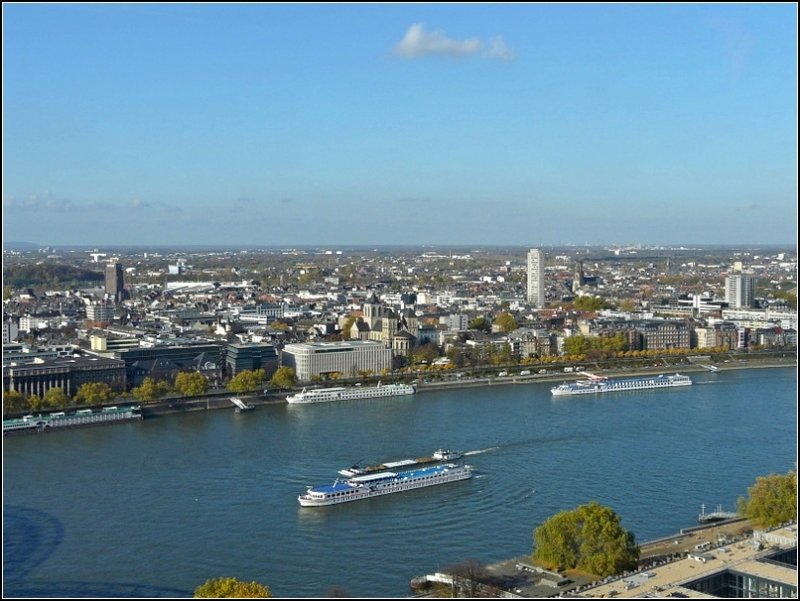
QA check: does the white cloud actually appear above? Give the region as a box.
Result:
[128,198,172,210]
[485,36,517,62]
[393,23,482,59]
[3,194,174,213]
[3,194,74,212]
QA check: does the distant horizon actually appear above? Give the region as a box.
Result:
[4,240,797,252]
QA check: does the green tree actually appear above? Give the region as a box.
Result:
[42,387,70,410]
[494,312,518,333]
[532,507,581,570]
[563,334,627,357]
[28,394,46,412]
[3,389,27,416]
[411,342,441,366]
[269,367,297,390]
[131,378,172,402]
[446,346,467,368]
[194,577,272,598]
[563,336,592,356]
[737,471,797,528]
[573,296,609,311]
[341,315,357,339]
[174,371,209,397]
[533,501,639,577]
[489,342,513,365]
[773,290,797,309]
[469,316,488,331]
[228,369,266,393]
[73,382,115,405]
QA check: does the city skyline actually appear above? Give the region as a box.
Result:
[3,3,797,247]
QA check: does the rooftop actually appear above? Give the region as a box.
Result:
[579,524,797,599]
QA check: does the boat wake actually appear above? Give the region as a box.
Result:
[520,488,536,501]
[464,446,501,456]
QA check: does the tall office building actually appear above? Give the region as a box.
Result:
[526,248,545,306]
[725,273,757,309]
[105,262,124,302]
[572,260,585,293]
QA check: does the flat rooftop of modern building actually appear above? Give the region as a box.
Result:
[580,524,797,599]
[284,340,388,349]
[3,355,125,369]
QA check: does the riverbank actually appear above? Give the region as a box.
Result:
[139,391,286,418]
[411,358,796,394]
[140,358,796,417]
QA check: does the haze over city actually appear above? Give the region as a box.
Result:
[3,3,797,247]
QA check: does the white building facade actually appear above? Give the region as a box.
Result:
[236,303,285,325]
[86,301,116,323]
[725,273,757,309]
[281,340,393,381]
[3,320,19,345]
[722,307,798,331]
[526,248,545,306]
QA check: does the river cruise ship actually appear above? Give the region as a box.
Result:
[286,382,415,404]
[551,373,692,396]
[298,463,473,507]
[3,405,143,435]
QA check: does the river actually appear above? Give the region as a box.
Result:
[3,367,796,597]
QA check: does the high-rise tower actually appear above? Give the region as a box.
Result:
[105,262,124,302]
[572,260,585,293]
[526,249,545,306]
[725,273,756,309]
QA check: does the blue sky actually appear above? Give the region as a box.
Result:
[3,3,797,247]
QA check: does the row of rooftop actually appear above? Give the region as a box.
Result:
[4,245,796,336]
[3,245,796,397]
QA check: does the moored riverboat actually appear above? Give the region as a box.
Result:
[551,373,692,396]
[3,405,143,436]
[286,382,415,404]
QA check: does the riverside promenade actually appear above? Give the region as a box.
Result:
[137,356,796,418]
[409,357,796,394]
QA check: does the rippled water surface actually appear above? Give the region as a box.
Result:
[3,368,796,597]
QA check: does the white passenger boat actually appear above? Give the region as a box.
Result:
[298,463,473,507]
[3,405,143,435]
[286,382,415,404]
[551,373,692,396]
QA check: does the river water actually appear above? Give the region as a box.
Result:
[3,367,796,598]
